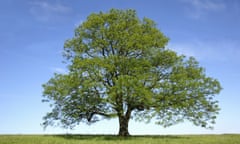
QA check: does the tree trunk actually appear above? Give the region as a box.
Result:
[117,106,132,136]
[118,115,130,136]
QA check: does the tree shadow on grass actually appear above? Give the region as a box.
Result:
[55,134,185,141]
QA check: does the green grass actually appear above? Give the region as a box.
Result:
[0,134,240,144]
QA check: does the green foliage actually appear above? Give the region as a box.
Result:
[1,135,240,144]
[42,9,222,135]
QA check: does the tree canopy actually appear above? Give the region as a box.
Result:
[42,9,222,136]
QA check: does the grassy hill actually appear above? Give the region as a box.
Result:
[0,134,240,144]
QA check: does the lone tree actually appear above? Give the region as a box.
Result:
[42,9,222,136]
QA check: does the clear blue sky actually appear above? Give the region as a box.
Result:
[0,0,240,135]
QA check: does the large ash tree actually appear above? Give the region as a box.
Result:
[42,9,222,136]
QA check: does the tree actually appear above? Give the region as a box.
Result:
[42,9,222,136]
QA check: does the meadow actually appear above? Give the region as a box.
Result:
[0,134,240,144]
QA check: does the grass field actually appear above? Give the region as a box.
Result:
[0,134,240,144]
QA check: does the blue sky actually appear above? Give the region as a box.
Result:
[0,0,240,135]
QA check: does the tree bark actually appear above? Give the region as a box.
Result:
[118,107,132,136]
[118,115,130,136]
